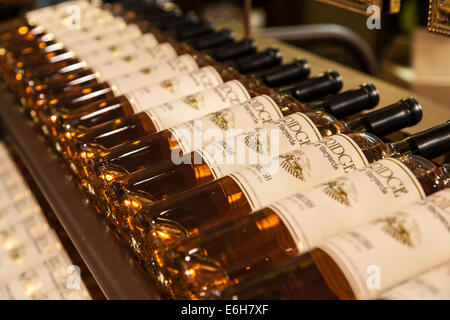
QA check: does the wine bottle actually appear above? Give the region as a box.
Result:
[45,48,284,147]
[131,108,444,278]
[103,86,394,235]
[75,72,343,201]
[37,46,277,144]
[0,1,99,47]
[215,188,450,300]
[1,0,176,54]
[379,261,450,300]
[5,13,226,79]
[27,38,256,123]
[8,21,222,98]
[75,74,346,193]
[5,4,232,96]
[60,61,318,164]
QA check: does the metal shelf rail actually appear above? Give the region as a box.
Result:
[0,89,162,300]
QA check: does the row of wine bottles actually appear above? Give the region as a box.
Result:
[0,0,448,300]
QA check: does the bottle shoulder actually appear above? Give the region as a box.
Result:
[395,154,448,196]
[304,110,344,138]
[344,131,389,163]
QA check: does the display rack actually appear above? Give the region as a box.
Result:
[0,88,162,300]
[0,21,447,299]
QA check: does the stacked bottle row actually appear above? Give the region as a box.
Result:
[0,143,92,300]
[0,0,448,300]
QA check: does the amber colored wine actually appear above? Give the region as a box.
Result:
[159,147,450,298]
[216,188,450,300]
[65,67,333,175]
[54,58,309,158]
[89,85,379,226]
[82,83,371,218]
[45,48,282,145]
[131,115,449,289]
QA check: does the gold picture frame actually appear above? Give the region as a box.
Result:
[428,0,450,36]
[316,0,383,16]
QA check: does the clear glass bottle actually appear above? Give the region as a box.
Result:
[74,73,345,205]
[8,22,221,99]
[81,81,366,210]
[25,38,255,126]
[108,89,414,240]
[130,107,445,286]
[0,0,178,61]
[4,4,232,101]
[214,186,450,300]
[64,66,329,167]
[45,47,283,144]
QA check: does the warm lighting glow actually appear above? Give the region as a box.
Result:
[49,98,58,105]
[131,200,141,209]
[256,213,280,231]
[227,192,243,203]
[24,280,42,298]
[50,115,57,122]
[22,47,33,55]
[105,174,115,182]
[185,268,196,277]
[194,165,213,180]
[81,88,92,94]
[156,230,171,240]
[123,200,131,207]
[18,26,29,35]
[15,74,22,81]
[0,48,5,56]
[2,236,15,250]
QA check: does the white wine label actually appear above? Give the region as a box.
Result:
[79,33,158,65]
[105,51,193,92]
[145,80,251,131]
[123,66,223,112]
[69,24,143,55]
[48,9,114,38]
[379,261,450,300]
[0,217,49,255]
[169,95,284,153]
[57,17,127,47]
[0,199,41,231]
[318,187,449,300]
[0,231,62,282]
[199,112,325,182]
[44,9,112,38]
[270,157,426,254]
[225,134,369,210]
[25,0,91,25]
[0,264,59,300]
[0,249,75,300]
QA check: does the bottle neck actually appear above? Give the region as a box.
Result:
[339,115,371,133]
[386,137,418,158]
[270,92,306,115]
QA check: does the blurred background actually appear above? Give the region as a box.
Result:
[1,0,448,107]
